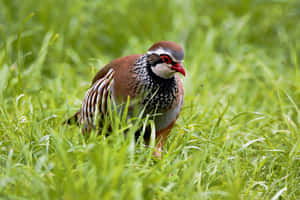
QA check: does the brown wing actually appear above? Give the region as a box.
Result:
[91,64,114,85]
[64,54,141,126]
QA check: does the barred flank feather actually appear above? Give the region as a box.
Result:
[79,69,114,127]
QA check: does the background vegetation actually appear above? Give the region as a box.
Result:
[0,0,299,199]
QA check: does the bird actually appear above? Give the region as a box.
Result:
[64,41,186,157]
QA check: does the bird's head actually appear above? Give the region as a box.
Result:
[147,41,186,79]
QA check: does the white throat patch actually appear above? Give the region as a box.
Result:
[151,63,176,79]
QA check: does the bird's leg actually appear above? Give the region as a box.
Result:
[153,128,171,159]
[153,139,165,159]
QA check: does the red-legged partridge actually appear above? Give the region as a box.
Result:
[65,41,186,156]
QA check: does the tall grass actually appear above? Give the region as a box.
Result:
[0,0,299,199]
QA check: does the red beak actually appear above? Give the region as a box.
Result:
[171,63,186,76]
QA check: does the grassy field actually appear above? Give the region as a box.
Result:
[0,0,300,199]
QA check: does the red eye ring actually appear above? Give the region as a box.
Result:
[161,55,172,64]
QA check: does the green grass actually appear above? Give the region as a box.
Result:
[0,0,300,199]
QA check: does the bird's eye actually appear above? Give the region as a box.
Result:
[160,55,172,64]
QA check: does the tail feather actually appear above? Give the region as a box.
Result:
[63,111,80,125]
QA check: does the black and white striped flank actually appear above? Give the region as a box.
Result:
[79,68,114,127]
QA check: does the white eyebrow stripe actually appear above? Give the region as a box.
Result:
[147,48,183,63]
